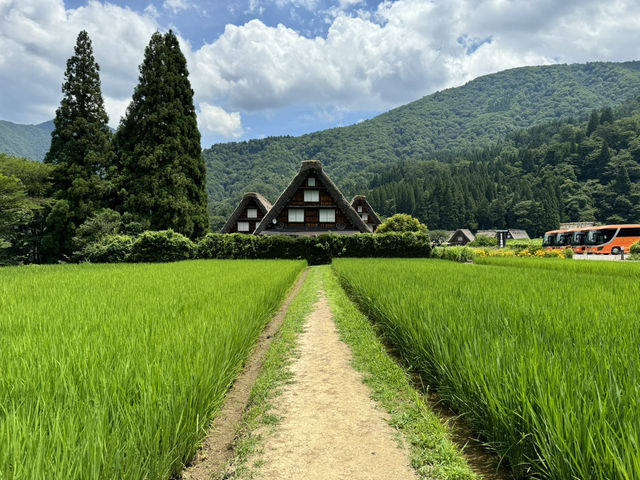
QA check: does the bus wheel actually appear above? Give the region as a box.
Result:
[611,247,621,255]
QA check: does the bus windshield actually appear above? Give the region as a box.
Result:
[585,228,618,245]
[572,232,585,245]
[543,233,556,247]
[555,233,572,246]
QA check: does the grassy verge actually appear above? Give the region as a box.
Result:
[322,265,476,480]
[225,267,321,479]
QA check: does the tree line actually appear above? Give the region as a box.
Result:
[0,30,208,264]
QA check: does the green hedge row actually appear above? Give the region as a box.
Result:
[83,230,432,265]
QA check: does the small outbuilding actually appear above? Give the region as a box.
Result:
[448,229,475,245]
[220,192,273,234]
[351,195,382,232]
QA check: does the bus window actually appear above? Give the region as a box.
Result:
[572,232,585,245]
[618,227,640,237]
[543,232,555,247]
[585,228,617,245]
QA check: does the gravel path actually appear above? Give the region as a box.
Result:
[256,293,417,480]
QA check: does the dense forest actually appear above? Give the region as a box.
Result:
[366,101,640,236]
[203,61,640,228]
[0,120,53,161]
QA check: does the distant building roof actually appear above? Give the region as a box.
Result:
[447,229,475,244]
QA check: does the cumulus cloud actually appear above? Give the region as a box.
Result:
[0,0,157,126]
[197,103,244,138]
[188,0,640,115]
[4,0,640,139]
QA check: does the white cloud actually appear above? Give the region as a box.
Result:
[0,0,158,126]
[197,103,244,138]
[163,0,190,14]
[4,0,640,135]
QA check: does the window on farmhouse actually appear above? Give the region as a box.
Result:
[304,190,319,202]
[319,209,335,222]
[247,208,257,219]
[288,209,304,222]
[237,221,250,232]
[458,236,462,242]
[362,213,368,221]
[357,205,362,212]
[308,177,316,186]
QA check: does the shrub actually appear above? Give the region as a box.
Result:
[130,230,196,263]
[376,214,427,234]
[630,240,640,255]
[83,234,134,263]
[468,234,497,247]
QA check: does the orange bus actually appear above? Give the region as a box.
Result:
[570,228,589,253]
[554,229,577,249]
[542,229,563,248]
[584,224,640,254]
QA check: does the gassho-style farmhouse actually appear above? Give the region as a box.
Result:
[220,160,381,235]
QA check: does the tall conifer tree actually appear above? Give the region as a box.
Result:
[114,31,209,238]
[43,30,112,258]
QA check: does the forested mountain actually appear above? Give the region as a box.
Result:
[366,100,640,236]
[0,120,53,161]
[204,61,640,228]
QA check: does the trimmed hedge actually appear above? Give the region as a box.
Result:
[82,231,431,264]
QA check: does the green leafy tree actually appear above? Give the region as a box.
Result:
[114,30,209,239]
[43,30,112,259]
[377,213,427,233]
[586,110,599,136]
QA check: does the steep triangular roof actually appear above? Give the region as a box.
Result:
[351,195,382,226]
[220,192,273,233]
[254,160,370,235]
[447,229,475,243]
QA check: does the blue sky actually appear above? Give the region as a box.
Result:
[2,0,640,148]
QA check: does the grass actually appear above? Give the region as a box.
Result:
[0,260,305,480]
[333,257,640,479]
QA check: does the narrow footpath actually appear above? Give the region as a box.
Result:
[255,293,417,480]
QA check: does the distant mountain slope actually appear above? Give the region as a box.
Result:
[203,61,640,226]
[0,120,53,161]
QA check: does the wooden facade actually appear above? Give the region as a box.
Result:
[220,193,272,234]
[254,161,370,235]
[351,195,382,232]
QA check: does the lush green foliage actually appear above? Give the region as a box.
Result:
[43,31,113,258]
[376,213,427,233]
[430,246,475,262]
[0,260,304,479]
[0,154,53,263]
[114,30,209,239]
[81,231,431,265]
[630,240,640,255]
[0,119,53,161]
[467,234,497,247]
[334,258,640,479]
[203,61,640,229]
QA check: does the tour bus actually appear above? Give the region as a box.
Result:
[584,224,640,254]
[554,229,577,249]
[570,228,589,253]
[542,229,563,248]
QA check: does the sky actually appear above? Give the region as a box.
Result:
[2,1,640,148]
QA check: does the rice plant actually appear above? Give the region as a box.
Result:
[333,258,640,479]
[0,260,304,480]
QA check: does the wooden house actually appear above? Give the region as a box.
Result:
[475,229,530,240]
[447,229,475,245]
[254,160,371,236]
[220,192,272,234]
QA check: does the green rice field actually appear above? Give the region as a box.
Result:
[333,257,640,479]
[0,260,304,479]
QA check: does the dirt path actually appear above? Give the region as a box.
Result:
[182,268,309,480]
[256,293,417,480]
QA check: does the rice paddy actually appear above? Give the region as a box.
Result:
[333,257,640,479]
[0,260,305,480]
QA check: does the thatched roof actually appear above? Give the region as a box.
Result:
[351,195,382,226]
[448,229,475,243]
[508,229,530,240]
[220,192,273,234]
[254,160,370,235]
